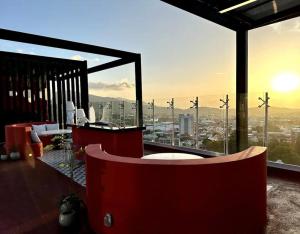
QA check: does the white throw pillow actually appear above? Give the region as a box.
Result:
[31,130,41,143]
[45,123,59,131]
[32,124,46,135]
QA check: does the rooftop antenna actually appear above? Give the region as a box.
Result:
[220,94,229,155]
[258,92,270,147]
[108,101,113,125]
[167,98,175,146]
[148,99,155,142]
[98,103,104,121]
[190,97,199,149]
[119,101,125,128]
[131,102,137,126]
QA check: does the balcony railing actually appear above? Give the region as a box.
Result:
[89,93,300,167]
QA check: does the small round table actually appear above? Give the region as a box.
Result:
[141,153,203,160]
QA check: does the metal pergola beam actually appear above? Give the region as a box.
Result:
[0,28,137,59]
[135,54,143,127]
[0,28,144,128]
[87,57,134,74]
[249,5,300,29]
[161,0,243,31]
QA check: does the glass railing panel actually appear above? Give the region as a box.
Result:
[197,95,225,154]
[142,95,232,155]
[89,99,136,127]
[267,91,300,166]
[248,92,265,148]
[249,91,300,166]
[143,98,156,142]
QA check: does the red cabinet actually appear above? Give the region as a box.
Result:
[72,125,144,158]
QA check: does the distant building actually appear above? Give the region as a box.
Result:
[179,114,193,136]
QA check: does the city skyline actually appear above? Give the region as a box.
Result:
[0,1,299,107]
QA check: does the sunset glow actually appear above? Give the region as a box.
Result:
[271,72,300,92]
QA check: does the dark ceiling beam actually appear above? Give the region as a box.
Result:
[0,50,82,66]
[249,5,300,29]
[87,57,135,74]
[161,0,247,31]
[238,0,273,13]
[0,28,137,59]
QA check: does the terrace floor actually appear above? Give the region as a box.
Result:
[0,149,299,234]
[0,157,91,234]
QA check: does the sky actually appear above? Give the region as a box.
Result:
[0,0,299,108]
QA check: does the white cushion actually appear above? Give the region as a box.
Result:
[45,123,59,131]
[32,124,46,135]
[31,130,41,143]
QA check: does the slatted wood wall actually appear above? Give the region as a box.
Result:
[0,51,88,141]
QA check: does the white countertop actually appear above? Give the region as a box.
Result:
[142,153,203,160]
[39,129,72,136]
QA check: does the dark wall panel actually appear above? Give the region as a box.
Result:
[0,51,87,142]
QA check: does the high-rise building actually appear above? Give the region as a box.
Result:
[179,114,193,136]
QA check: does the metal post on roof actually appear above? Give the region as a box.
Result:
[148,99,155,142]
[258,92,270,147]
[167,98,175,146]
[109,101,113,124]
[99,103,104,121]
[190,97,199,149]
[220,94,229,155]
[131,102,137,126]
[119,101,125,127]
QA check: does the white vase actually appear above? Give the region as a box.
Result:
[10,152,21,160]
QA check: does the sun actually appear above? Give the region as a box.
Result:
[271,72,300,92]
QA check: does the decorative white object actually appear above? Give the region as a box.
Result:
[77,109,89,126]
[66,101,75,111]
[66,101,75,125]
[89,106,96,123]
[100,103,112,123]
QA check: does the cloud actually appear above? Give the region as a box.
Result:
[269,19,300,34]
[16,49,36,55]
[88,79,135,91]
[70,55,84,61]
[269,22,283,33]
[290,19,300,33]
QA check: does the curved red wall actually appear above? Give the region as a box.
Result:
[85,145,267,234]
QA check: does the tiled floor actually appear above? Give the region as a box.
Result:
[39,149,155,188]
[38,149,86,186]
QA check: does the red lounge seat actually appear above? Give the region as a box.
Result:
[85,145,267,234]
[5,121,55,159]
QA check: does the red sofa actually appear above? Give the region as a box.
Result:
[5,121,54,159]
[85,145,267,234]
